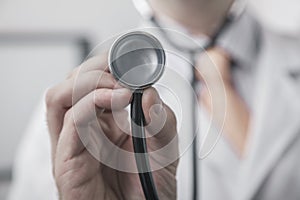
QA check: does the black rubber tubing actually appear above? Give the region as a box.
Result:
[131,91,159,200]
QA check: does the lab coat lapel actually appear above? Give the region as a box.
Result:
[238,55,300,200]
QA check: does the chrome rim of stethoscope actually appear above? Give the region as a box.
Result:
[108,31,166,90]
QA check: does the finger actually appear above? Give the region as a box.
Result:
[141,88,179,169]
[49,70,121,114]
[94,88,132,111]
[79,54,110,73]
[46,71,118,151]
[47,71,117,114]
[141,88,177,144]
[55,88,131,162]
[47,84,131,166]
[98,110,130,146]
[62,71,119,108]
[47,55,111,168]
[66,55,109,79]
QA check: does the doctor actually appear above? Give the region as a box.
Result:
[8,0,300,200]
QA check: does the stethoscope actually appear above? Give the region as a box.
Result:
[109,31,165,200]
[108,1,246,199]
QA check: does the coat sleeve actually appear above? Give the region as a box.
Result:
[7,94,58,200]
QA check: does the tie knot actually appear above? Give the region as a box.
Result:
[194,47,232,86]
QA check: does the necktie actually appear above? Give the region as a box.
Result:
[195,47,250,157]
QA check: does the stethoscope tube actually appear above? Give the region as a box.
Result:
[189,51,199,200]
[131,90,159,200]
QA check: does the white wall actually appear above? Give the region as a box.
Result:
[0,43,80,168]
[249,0,300,35]
[0,0,141,40]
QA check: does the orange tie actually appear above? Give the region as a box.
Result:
[195,47,250,157]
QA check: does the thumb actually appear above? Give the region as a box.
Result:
[141,88,179,168]
[142,87,177,142]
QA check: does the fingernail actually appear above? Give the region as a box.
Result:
[115,88,129,93]
[153,101,163,115]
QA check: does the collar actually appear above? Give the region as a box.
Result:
[150,10,262,68]
[217,11,262,68]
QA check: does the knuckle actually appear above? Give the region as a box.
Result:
[63,109,76,128]
[45,81,71,109]
[94,89,112,107]
[82,55,108,71]
[164,104,177,129]
[45,87,57,108]
[143,88,160,112]
[66,67,79,79]
[96,71,116,88]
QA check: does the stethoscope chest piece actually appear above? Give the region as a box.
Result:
[109,31,165,90]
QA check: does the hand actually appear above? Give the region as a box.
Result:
[46,56,179,200]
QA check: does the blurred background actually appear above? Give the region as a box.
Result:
[0,0,299,199]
